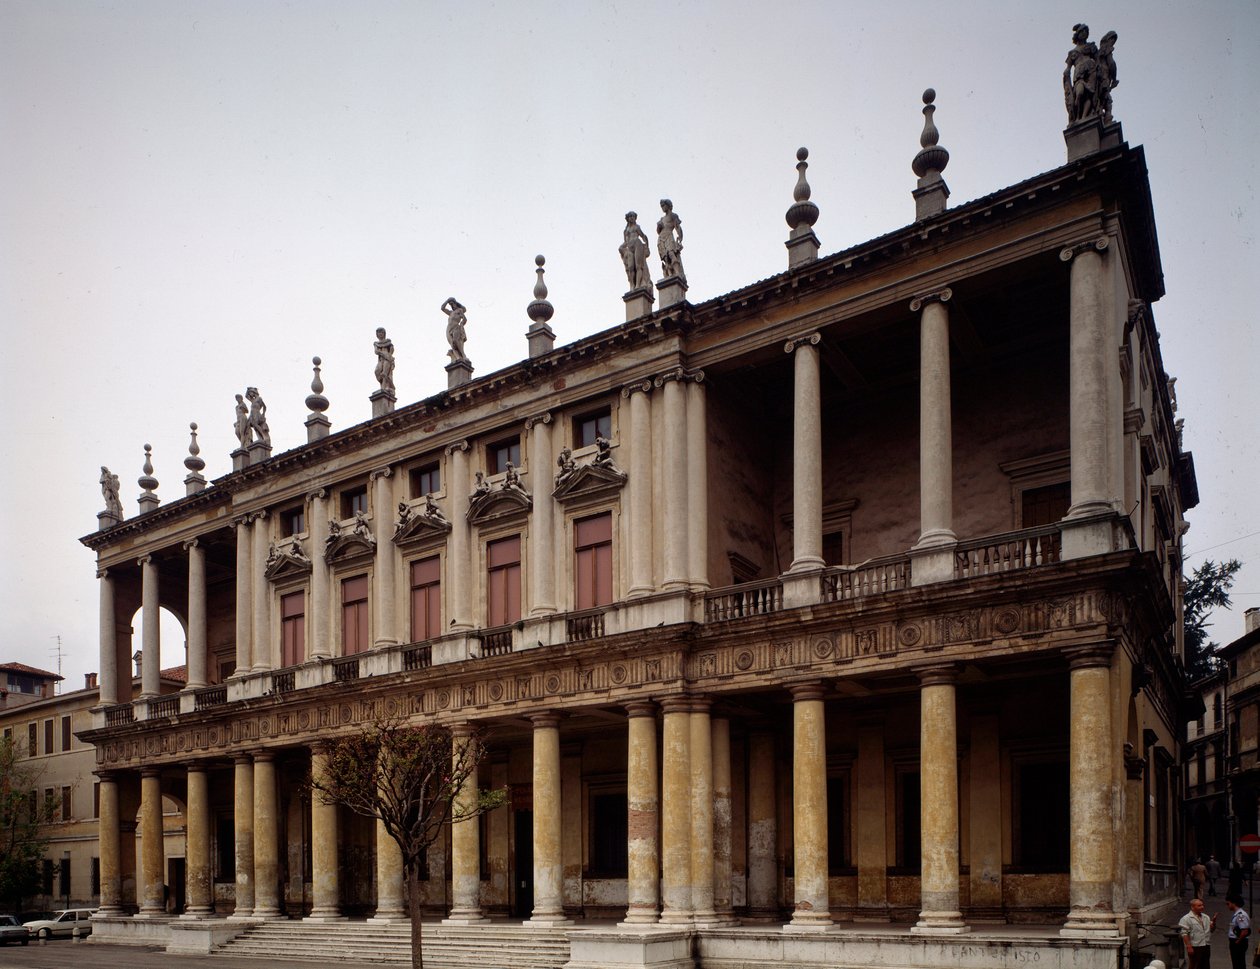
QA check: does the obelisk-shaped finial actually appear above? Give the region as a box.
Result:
[138,443,160,514]
[526,254,556,358]
[785,147,821,268]
[912,89,950,220]
[306,356,331,441]
[184,422,207,495]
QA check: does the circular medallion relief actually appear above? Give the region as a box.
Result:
[898,623,922,647]
[437,690,451,710]
[994,608,1020,635]
[610,664,628,684]
[544,674,562,694]
[488,682,504,701]
[735,649,755,671]
[812,638,834,659]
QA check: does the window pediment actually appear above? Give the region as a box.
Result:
[265,538,312,581]
[393,497,453,547]
[553,440,627,505]
[467,473,532,526]
[325,512,377,564]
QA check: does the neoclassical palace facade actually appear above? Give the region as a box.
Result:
[80,91,1194,967]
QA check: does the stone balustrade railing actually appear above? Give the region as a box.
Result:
[704,577,784,622]
[953,524,1063,579]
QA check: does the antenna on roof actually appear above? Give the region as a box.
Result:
[49,635,63,694]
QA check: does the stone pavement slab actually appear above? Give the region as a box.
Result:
[0,939,337,969]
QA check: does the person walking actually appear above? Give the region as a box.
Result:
[1226,894,1251,969]
[1192,859,1209,900]
[1179,897,1217,969]
[1209,855,1223,896]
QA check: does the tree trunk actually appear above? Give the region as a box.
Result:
[407,863,424,969]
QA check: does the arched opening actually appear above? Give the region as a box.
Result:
[125,605,190,685]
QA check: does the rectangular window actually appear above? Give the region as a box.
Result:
[61,716,71,752]
[1021,482,1071,527]
[589,791,628,877]
[486,536,522,626]
[281,506,306,537]
[341,575,370,655]
[822,531,844,567]
[574,513,613,609]
[574,409,611,449]
[61,786,72,822]
[410,556,442,642]
[488,437,521,475]
[44,720,53,755]
[27,790,36,821]
[27,723,36,756]
[341,486,368,519]
[44,787,55,822]
[410,463,441,498]
[281,591,306,667]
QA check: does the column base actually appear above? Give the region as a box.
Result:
[525,915,574,926]
[226,913,258,922]
[1061,908,1121,938]
[179,908,215,920]
[250,907,283,920]
[133,909,169,919]
[303,912,346,922]
[908,541,957,586]
[911,911,970,934]
[366,912,408,924]
[657,913,694,925]
[781,567,823,609]
[1060,510,1123,559]
[442,913,488,925]
[784,915,832,931]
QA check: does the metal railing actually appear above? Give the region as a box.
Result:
[565,608,606,642]
[704,578,784,622]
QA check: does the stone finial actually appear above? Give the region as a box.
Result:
[785,147,821,268]
[98,466,123,528]
[184,422,207,495]
[912,89,951,220]
[371,330,397,419]
[526,254,556,358]
[305,356,331,442]
[137,443,159,514]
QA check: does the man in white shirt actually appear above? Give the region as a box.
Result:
[1179,897,1217,969]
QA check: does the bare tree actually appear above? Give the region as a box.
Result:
[311,718,506,969]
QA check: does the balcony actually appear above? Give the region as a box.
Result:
[954,524,1062,579]
[479,626,514,657]
[566,608,606,642]
[820,556,911,602]
[332,656,360,682]
[104,703,135,727]
[148,696,179,719]
[193,685,227,711]
[402,642,433,671]
[704,577,784,622]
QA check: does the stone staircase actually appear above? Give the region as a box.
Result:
[217,918,572,967]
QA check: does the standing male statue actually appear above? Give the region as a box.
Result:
[100,466,123,519]
[233,393,251,449]
[246,387,271,447]
[656,198,686,284]
[619,211,653,293]
[374,327,396,393]
[1063,23,1100,124]
[442,298,469,364]
[1097,30,1119,124]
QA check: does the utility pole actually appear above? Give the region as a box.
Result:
[49,634,63,694]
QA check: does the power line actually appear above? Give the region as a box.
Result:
[1184,529,1260,560]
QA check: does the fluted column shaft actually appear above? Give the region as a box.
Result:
[138,768,165,915]
[661,378,689,590]
[98,570,118,705]
[308,491,331,659]
[309,746,342,919]
[186,540,207,689]
[231,756,255,918]
[97,774,123,914]
[623,702,659,923]
[711,717,734,921]
[530,714,568,923]
[448,725,485,921]
[745,731,778,921]
[234,518,253,675]
[686,377,709,589]
[252,751,280,917]
[528,416,556,615]
[185,764,212,916]
[915,293,956,548]
[690,699,716,922]
[913,666,968,934]
[251,513,271,671]
[787,337,824,572]
[626,384,654,597]
[1066,244,1114,518]
[140,556,160,699]
[447,443,473,630]
[660,697,693,922]
[790,684,830,926]
[371,469,398,647]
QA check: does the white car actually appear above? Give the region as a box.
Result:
[23,908,96,939]
[0,915,29,945]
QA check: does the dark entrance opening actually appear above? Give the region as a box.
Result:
[513,809,533,918]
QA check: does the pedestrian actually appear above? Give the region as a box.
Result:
[1226,894,1251,969]
[1193,858,1209,900]
[1179,897,1217,969]
[1209,854,1223,896]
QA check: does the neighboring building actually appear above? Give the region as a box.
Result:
[0,662,62,709]
[0,667,186,913]
[1184,669,1229,865]
[1223,608,1260,861]
[78,43,1195,969]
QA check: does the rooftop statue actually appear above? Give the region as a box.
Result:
[233,394,251,449]
[656,199,686,283]
[442,297,470,364]
[619,211,653,293]
[374,327,396,394]
[100,466,123,520]
[246,387,271,447]
[1064,23,1117,125]
[1097,30,1118,124]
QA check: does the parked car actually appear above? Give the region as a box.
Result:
[22,908,96,939]
[0,915,29,945]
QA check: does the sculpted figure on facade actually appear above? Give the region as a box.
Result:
[246,387,271,447]
[1063,23,1116,124]
[1097,30,1118,124]
[442,298,469,364]
[502,461,526,494]
[619,211,653,292]
[555,446,577,485]
[593,435,614,467]
[233,394,251,448]
[656,198,686,283]
[424,493,446,520]
[472,470,491,497]
[100,466,124,520]
[374,327,396,393]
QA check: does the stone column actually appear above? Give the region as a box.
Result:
[968,713,1003,920]
[690,699,717,922]
[855,720,889,919]
[98,570,118,705]
[185,539,207,689]
[184,764,213,917]
[785,334,824,574]
[307,490,331,659]
[308,745,343,920]
[1063,240,1114,520]
[527,414,556,615]
[251,512,272,671]
[447,724,486,922]
[369,818,407,922]
[745,730,778,921]
[139,555,160,699]
[913,664,968,934]
[233,517,253,675]
[912,290,956,549]
[686,375,709,590]
[529,713,570,923]
[660,696,693,923]
[230,755,255,918]
[252,751,281,917]
[137,767,165,916]
[1062,644,1119,937]
[622,701,659,924]
[711,716,734,922]
[446,442,473,631]
[371,468,399,647]
[790,683,830,927]
[97,772,124,914]
[659,373,689,591]
[624,380,654,597]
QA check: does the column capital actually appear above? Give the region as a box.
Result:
[909,287,953,312]
[185,761,209,775]
[252,749,276,763]
[445,439,471,456]
[690,696,713,714]
[140,766,162,779]
[621,378,654,399]
[524,411,553,431]
[788,681,827,703]
[1059,236,1110,262]
[248,509,269,524]
[309,740,334,757]
[137,553,153,566]
[1066,642,1115,671]
[653,366,687,388]
[306,487,328,503]
[449,721,477,739]
[625,700,657,719]
[229,515,251,530]
[658,695,693,715]
[916,663,960,687]
[97,567,111,580]
[529,711,562,730]
[369,466,394,482]
[183,537,201,552]
[784,331,821,354]
[95,769,121,782]
[233,753,253,767]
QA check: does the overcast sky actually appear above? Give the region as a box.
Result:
[1,1,1256,689]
